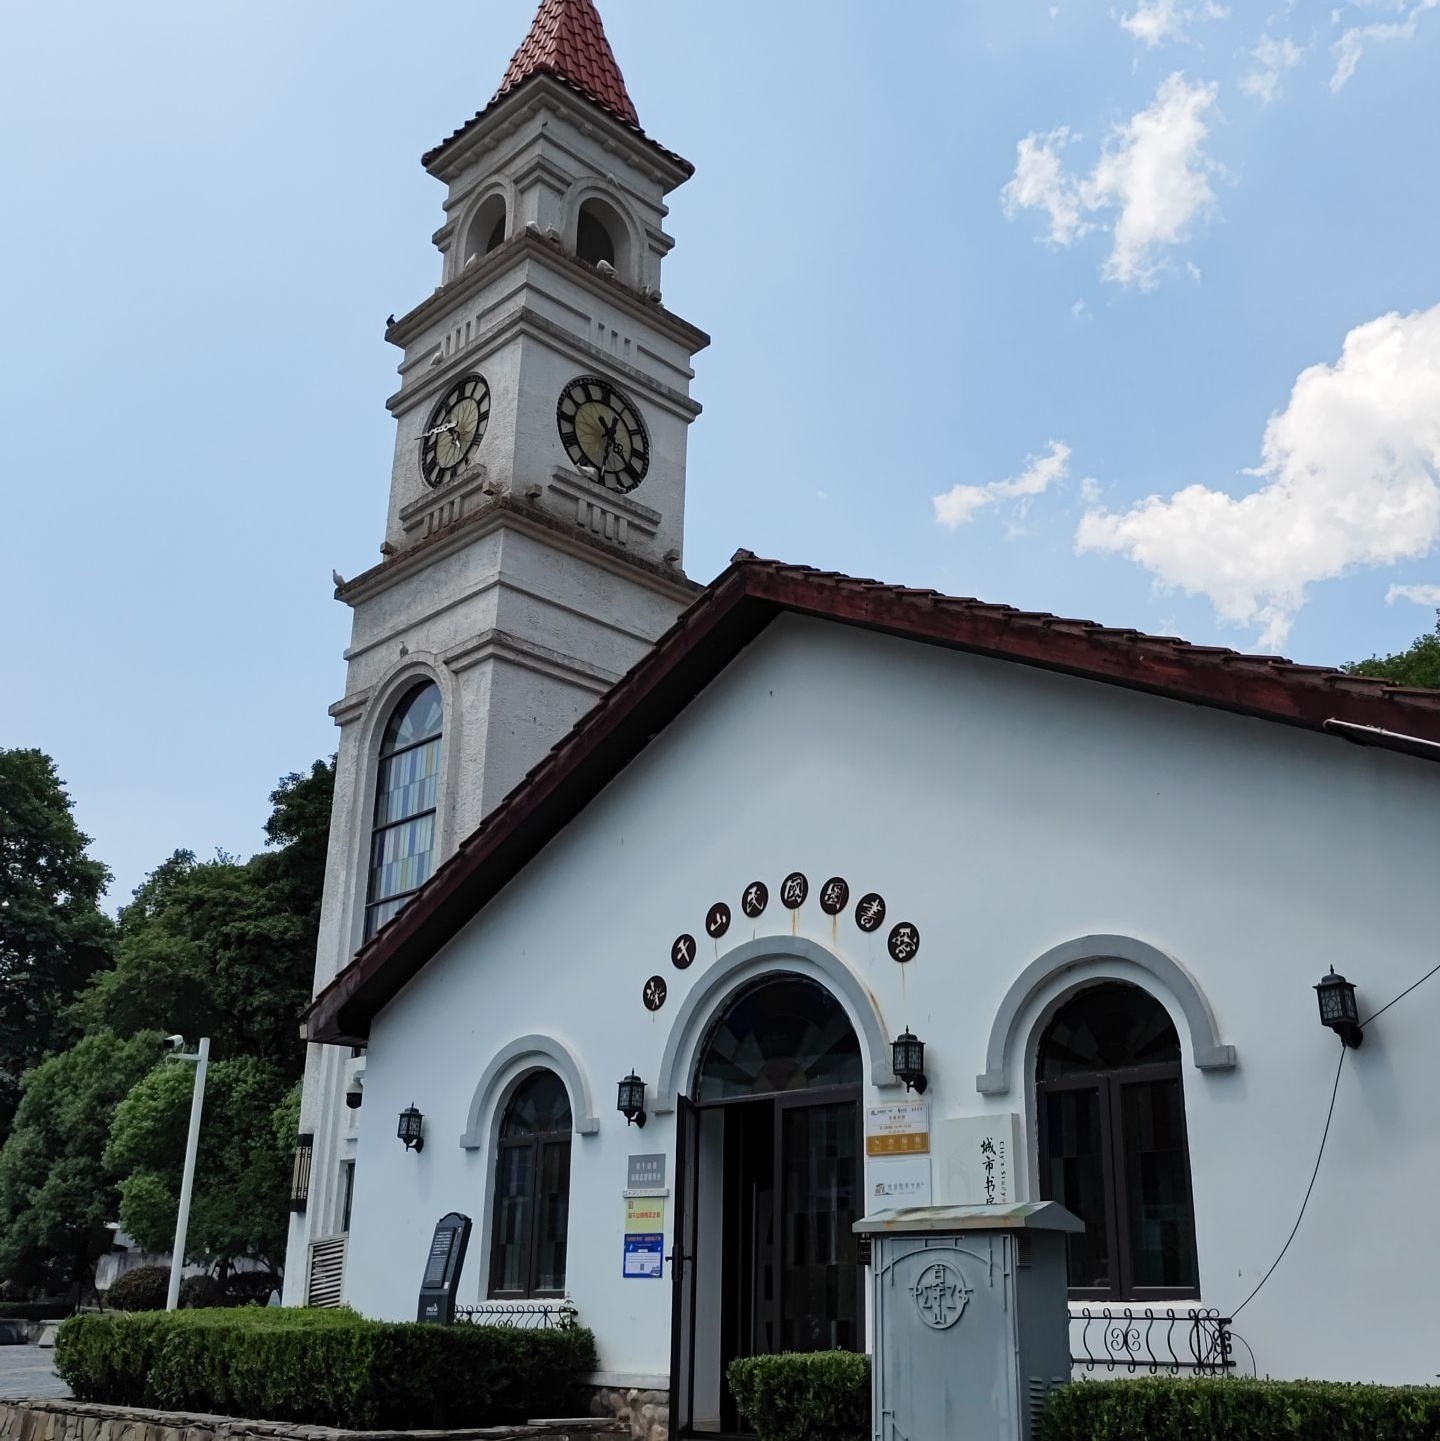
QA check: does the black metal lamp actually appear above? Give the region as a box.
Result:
[892,1029,928,1094]
[617,1072,648,1128]
[397,1103,426,1152]
[1314,969,1363,1048]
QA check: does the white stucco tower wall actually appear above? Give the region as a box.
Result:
[282,8,708,1306]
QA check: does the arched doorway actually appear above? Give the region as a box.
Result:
[672,975,864,1436]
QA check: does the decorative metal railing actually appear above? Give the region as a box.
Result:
[1070,1306,1234,1375]
[455,1299,579,1331]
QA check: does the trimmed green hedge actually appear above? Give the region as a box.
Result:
[727,1352,870,1441]
[55,1308,597,1430]
[1039,1377,1440,1441]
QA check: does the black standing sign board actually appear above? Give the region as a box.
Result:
[417,1211,472,1324]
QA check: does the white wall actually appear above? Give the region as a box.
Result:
[347,616,1440,1384]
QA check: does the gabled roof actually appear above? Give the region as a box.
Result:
[423,0,692,178]
[304,552,1440,1045]
[497,0,639,127]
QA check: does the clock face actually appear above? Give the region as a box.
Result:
[420,373,490,488]
[556,375,651,493]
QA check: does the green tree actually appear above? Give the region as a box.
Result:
[1345,613,1440,689]
[0,750,115,1133]
[106,1060,296,1274]
[78,759,335,1079]
[0,1031,163,1294]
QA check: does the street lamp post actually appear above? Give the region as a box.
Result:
[166,1036,210,1311]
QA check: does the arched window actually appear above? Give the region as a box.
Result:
[1037,983,1199,1301]
[363,682,442,941]
[696,976,862,1102]
[463,194,507,266]
[489,1071,572,1297]
[575,201,616,268]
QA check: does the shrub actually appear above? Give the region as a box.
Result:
[1039,1377,1440,1441]
[221,1271,280,1308]
[0,1298,71,1321]
[104,1265,171,1312]
[727,1352,871,1441]
[179,1274,223,1309]
[55,1308,598,1430]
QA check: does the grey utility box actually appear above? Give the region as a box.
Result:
[854,1201,1083,1441]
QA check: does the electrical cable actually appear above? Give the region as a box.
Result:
[1360,958,1440,1028]
[1228,957,1440,1323]
[1231,1045,1346,1319]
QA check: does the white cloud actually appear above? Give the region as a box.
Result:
[934,442,1073,530]
[1002,74,1221,289]
[1001,130,1091,247]
[1331,0,1438,90]
[1241,34,1306,102]
[1076,304,1440,649]
[1120,0,1229,46]
[1387,582,1440,606]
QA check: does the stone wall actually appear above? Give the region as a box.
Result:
[0,1401,625,1441]
[585,1389,667,1441]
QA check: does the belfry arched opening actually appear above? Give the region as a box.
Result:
[672,974,864,1436]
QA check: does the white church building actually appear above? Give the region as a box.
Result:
[286,0,1440,1429]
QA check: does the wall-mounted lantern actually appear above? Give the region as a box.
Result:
[617,1072,648,1128]
[892,1029,928,1094]
[397,1103,426,1152]
[1315,968,1364,1048]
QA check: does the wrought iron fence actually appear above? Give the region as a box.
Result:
[454,1299,578,1331]
[1070,1306,1234,1375]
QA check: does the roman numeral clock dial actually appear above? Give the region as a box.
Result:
[556,375,651,493]
[419,373,490,488]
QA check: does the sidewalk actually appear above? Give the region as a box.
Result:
[0,1346,70,1401]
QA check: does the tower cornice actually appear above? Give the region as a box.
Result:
[334,494,701,611]
[384,229,710,360]
[424,72,692,189]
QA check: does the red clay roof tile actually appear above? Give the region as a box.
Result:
[496,0,638,126]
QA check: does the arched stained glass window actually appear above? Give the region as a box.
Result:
[364,682,442,941]
[696,976,862,1102]
[489,1071,572,1298]
[1037,982,1198,1301]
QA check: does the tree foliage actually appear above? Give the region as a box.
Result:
[1345,612,1440,689]
[0,756,334,1292]
[0,1031,164,1292]
[0,750,115,1133]
[78,761,335,1081]
[107,1062,297,1271]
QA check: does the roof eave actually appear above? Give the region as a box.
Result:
[423,71,693,185]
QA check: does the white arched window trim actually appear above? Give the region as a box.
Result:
[651,936,901,1114]
[975,934,1238,1097]
[460,1034,601,1148]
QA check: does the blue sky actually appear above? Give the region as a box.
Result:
[3,1,1438,908]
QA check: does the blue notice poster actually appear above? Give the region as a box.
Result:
[623,1233,664,1279]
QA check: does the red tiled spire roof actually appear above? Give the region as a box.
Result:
[494,0,639,128]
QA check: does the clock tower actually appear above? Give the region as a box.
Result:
[284,0,707,1304]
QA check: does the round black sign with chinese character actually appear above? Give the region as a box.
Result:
[671,934,696,970]
[888,922,921,963]
[741,881,769,919]
[643,975,668,1011]
[705,902,731,939]
[780,872,809,909]
[819,877,850,915]
[855,893,887,933]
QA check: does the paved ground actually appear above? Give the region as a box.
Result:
[0,1345,70,1401]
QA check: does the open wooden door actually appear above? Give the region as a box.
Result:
[669,1095,700,1435]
